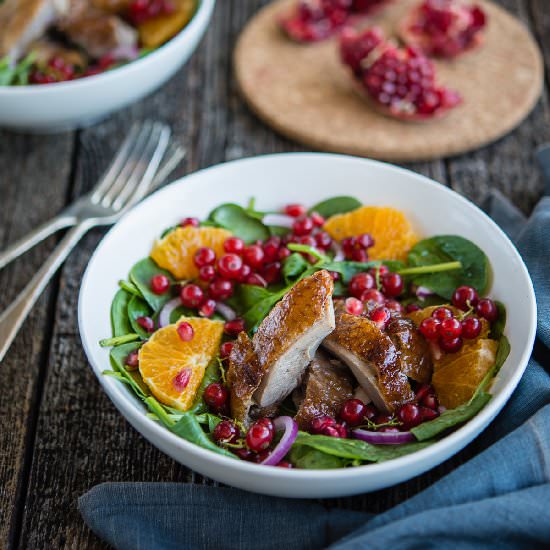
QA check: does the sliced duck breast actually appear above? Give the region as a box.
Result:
[253,270,335,408]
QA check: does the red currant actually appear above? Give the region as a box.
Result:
[224,237,245,254]
[476,299,498,322]
[217,253,243,279]
[284,203,306,217]
[381,272,404,297]
[246,421,274,452]
[415,384,433,402]
[199,298,216,318]
[440,336,463,353]
[452,285,479,311]
[177,321,194,341]
[180,217,199,227]
[357,233,374,249]
[310,211,325,227]
[220,341,234,359]
[199,265,216,282]
[194,246,216,267]
[243,245,265,269]
[432,306,453,321]
[314,231,332,249]
[150,274,170,294]
[419,406,440,421]
[421,392,439,411]
[340,399,366,426]
[278,247,291,260]
[180,283,204,308]
[370,306,391,329]
[298,235,316,247]
[203,382,228,411]
[360,288,385,304]
[385,299,404,314]
[310,415,336,434]
[461,316,482,339]
[224,318,245,336]
[213,420,240,443]
[419,317,440,340]
[397,402,422,428]
[236,264,252,283]
[406,303,421,313]
[246,273,268,287]
[349,272,375,298]
[208,278,234,300]
[439,317,462,339]
[263,237,281,262]
[345,297,364,316]
[364,404,378,420]
[342,237,356,256]
[292,216,314,236]
[351,249,369,262]
[261,262,282,284]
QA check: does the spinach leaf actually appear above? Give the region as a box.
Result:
[118,279,141,296]
[293,432,431,462]
[111,289,133,336]
[129,258,174,311]
[128,295,154,339]
[242,289,285,333]
[108,342,149,398]
[268,225,291,237]
[318,260,378,283]
[289,445,345,469]
[208,203,269,243]
[0,53,35,86]
[100,333,140,347]
[283,253,309,283]
[490,301,507,340]
[476,335,511,396]
[308,196,361,218]
[195,413,223,432]
[407,236,489,299]
[169,305,196,324]
[189,360,222,414]
[169,413,235,458]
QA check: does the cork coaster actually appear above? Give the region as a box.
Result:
[234,0,543,161]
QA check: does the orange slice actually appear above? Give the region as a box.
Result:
[150,226,232,280]
[323,206,418,261]
[138,0,196,48]
[138,317,224,411]
[432,338,498,409]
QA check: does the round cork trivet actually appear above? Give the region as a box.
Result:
[234,0,543,161]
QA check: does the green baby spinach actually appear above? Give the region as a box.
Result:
[208,203,270,243]
[489,301,507,340]
[128,295,154,339]
[282,253,310,283]
[111,289,134,337]
[129,258,174,312]
[189,359,222,414]
[308,196,362,218]
[289,445,346,469]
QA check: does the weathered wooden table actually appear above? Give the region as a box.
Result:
[0,1,548,547]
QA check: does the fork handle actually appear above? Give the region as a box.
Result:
[0,221,91,363]
[0,214,76,271]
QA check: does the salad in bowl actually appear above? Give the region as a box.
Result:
[99,194,510,470]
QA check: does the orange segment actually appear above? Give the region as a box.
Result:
[150,226,232,280]
[323,206,418,261]
[432,339,498,409]
[138,0,196,48]
[138,317,224,411]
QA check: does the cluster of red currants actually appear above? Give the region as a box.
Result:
[29,56,76,84]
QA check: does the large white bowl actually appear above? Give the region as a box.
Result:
[0,0,215,132]
[78,153,536,498]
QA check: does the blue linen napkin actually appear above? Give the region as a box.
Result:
[79,190,550,550]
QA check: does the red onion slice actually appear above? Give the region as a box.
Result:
[158,297,182,327]
[353,428,415,445]
[262,214,294,228]
[331,241,345,262]
[412,284,435,299]
[215,302,237,321]
[260,416,298,466]
[110,45,139,61]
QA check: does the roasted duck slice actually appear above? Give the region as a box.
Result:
[294,351,354,431]
[226,331,266,428]
[0,0,69,59]
[386,317,432,384]
[253,270,336,408]
[323,312,414,413]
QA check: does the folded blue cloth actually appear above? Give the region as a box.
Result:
[79,191,550,550]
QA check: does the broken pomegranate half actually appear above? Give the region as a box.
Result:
[340,26,462,121]
[399,0,487,58]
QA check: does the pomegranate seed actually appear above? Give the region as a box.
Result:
[125,350,139,370]
[233,447,254,461]
[199,298,216,318]
[213,420,240,443]
[194,246,216,267]
[364,403,378,420]
[180,284,204,308]
[199,265,216,282]
[217,253,243,279]
[415,384,433,402]
[256,417,274,434]
[440,335,463,353]
[324,425,345,438]
[421,392,439,410]
[311,415,336,434]
[150,274,170,295]
[360,288,385,305]
[180,217,199,227]
[406,303,421,313]
[278,247,291,260]
[461,316,482,339]
[203,382,228,411]
[224,318,246,336]
[208,278,234,300]
[340,399,366,426]
[419,317,440,340]
[284,203,307,217]
[439,317,462,339]
[342,237,356,255]
[220,341,234,359]
[452,285,479,310]
[385,299,404,314]
[381,272,404,297]
[246,273,268,287]
[351,249,369,262]
[224,237,245,254]
[136,316,154,333]
[370,306,391,328]
[397,402,422,428]
[374,414,393,425]
[432,306,453,321]
[356,233,375,249]
[349,272,375,298]
[246,421,274,452]
[370,265,389,277]
[298,235,316,247]
[345,297,364,316]
[276,461,294,468]
[261,262,282,284]
[419,406,440,421]
[243,245,265,268]
[292,216,314,236]
[177,322,194,341]
[263,237,281,262]
[314,231,332,249]
[476,299,498,322]
[310,211,325,227]
[173,367,191,391]
[328,271,340,281]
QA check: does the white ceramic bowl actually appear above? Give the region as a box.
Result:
[0,0,215,132]
[78,153,536,498]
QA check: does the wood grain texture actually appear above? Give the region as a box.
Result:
[0,0,547,548]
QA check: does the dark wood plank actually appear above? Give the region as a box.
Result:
[529,0,550,86]
[0,132,74,547]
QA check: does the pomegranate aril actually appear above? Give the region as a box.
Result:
[180,284,204,308]
[150,274,170,295]
[349,272,375,298]
[298,235,316,247]
[217,253,243,279]
[224,318,246,337]
[177,322,194,342]
[440,335,463,353]
[125,350,139,370]
[370,306,391,329]
[385,299,404,314]
[406,303,421,313]
[421,392,439,411]
[415,383,433,402]
[284,203,307,217]
[419,317,440,340]
[224,237,245,254]
[340,399,366,426]
[360,288,385,305]
[342,237,356,255]
[278,247,291,261]
[261,262,282,284]
[243,245,265,269]
[345,297,364,316]
[356,233,374,249]
[199,298,216,318]
[461,316,482,339]
[351,249,369,262]
[381,272,404,297]
[476,298,498,322]
[246,421,274,452]
[292,216,314,236]
[180,217,199,227]
[236,263,252,283]
[311,415,336,434]
[314,231,332,249]
[199,265,216,282]
[397,402,422,428]
[213,420,240,443]
[234,447,254,461]
[263,237,281,262]
[194,246,216,267]
[419,406,440,421]
[439,317,462,339]
[432,306,453,321]
[136,316,154,333]
[203,382,228,411]
[310,211,325,227]
[208,278,234,300]
[220,341,234,359]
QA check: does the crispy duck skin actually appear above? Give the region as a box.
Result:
[226,331,266,428]
[386,317,433,384]
[253,270,336,408]
[323,312,414,413]
[294,351,354,431]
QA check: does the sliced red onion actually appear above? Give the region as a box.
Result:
[110,45,139,61]
[262,214,294,228]
[215,302,236,321]
[331,241,345,262]
[412,284,435,299]
[353,428,415,445]
[260,416,298,466]
[158,297,182,328]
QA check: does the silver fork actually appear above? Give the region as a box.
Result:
[0,120,171,363]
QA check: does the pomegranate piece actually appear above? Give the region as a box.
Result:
[399,0,487,58]
[340,26,462,121]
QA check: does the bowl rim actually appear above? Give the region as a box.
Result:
[78,152,537,480]
[0,0,215,96]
